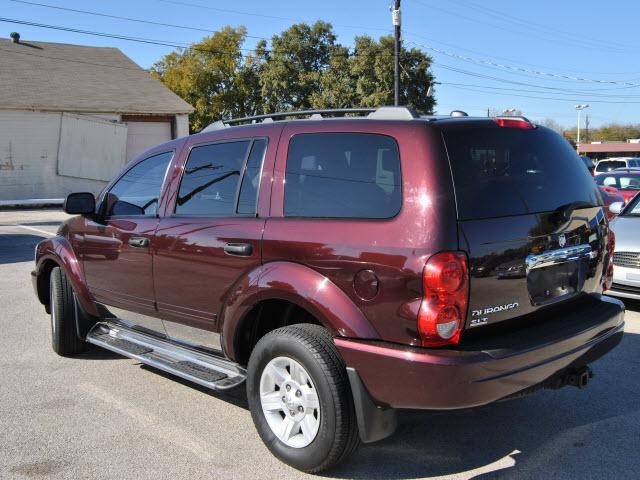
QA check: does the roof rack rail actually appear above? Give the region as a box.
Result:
[200,106,418,132]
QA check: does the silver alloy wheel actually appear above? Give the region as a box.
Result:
[50,278,56,337]
[259,356,321,448]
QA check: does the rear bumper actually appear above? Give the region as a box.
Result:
[336,295,625,410]
[609,265,640,300]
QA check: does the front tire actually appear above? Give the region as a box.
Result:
[49,266,86,356]
[246,324,360,473]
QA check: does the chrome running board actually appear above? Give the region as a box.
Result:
[86,321,246,390]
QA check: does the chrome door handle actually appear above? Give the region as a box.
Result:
[224,243,253,256]
[128,237,149,248]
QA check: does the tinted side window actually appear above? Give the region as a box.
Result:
[104,151,173,217]
[237,139,267,215]
[284,133,401,218]
[176,141,250,216]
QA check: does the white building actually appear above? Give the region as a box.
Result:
[0,35,194,202]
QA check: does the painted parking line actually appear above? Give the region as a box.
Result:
[12,224,56,237]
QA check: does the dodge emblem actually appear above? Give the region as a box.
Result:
[558,233,566,247]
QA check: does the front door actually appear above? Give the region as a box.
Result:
[153,138,269,350]
[79,151,174,332]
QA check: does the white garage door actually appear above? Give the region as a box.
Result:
[125,120,172,163]
[58,113,128,182]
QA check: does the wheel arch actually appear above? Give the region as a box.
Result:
[34,237,98,317]
[220,261,379,363]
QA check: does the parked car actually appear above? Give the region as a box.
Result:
[495,258,526,278]
[595,157,640,175]
[579,155,595,176]
[608,195,640,300]
[598,185,626,220]
[595,171,640,203]
[32,108,625,473]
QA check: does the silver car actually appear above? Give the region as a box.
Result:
[608,195,640,300]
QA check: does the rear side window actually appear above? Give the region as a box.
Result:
[443,126,599,220]
[284,133,401,218]
[176,141,250,216]
[596,160,626,172]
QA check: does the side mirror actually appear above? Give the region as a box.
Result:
[609,202,623,215]
[64,192,95,215]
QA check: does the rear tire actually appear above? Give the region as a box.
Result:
[246,324,360,473]
[49,266,86,356]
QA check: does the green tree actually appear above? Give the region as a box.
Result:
[349,35,435,114]
[152,23,438,131]
[150,26,261,132]
[259,21,337,112]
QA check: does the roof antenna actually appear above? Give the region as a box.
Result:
[10,32,20,43]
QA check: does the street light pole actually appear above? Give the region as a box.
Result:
[575,104,590,146]
[392,0,401,106]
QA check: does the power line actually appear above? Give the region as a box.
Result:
[438,82,640,100]
[0,17,195,49]
[14,0,636,89]
[7,0,270,40]
[156,0,392,33]
[0,17,398,62]
[445,0,633,53]
[443,84,640,104]
[407,40,640,87]
[410,0,633,54]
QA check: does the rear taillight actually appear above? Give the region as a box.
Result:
[604,229,615,291]
[418,252,469,347]
[493,117,535,129]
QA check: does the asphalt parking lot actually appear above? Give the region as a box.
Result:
[1,208,639,480]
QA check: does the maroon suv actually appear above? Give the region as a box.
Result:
[32,107,624,472]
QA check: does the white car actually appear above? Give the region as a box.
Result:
[608,196,640,300]
[595,157,640,175]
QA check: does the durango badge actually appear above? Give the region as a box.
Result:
[471,302,520,318]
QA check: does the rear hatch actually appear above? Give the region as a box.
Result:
[441,119,610,330]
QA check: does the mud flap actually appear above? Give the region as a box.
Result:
[346,367,397,443]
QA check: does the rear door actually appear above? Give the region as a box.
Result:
[152,132,277,351]
[441,121,610,329]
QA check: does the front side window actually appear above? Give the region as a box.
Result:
[284,133,402,218]
[175,140,251,216]
[103,151,173,217]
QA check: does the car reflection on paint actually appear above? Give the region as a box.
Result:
[495,259,526,279]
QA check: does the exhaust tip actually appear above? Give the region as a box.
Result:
[567,366,593,389]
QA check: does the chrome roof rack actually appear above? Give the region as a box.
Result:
[201,106,419,132]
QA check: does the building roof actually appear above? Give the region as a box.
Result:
[0,37,194,115]
[578,143,640,154]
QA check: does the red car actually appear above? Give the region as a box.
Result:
[596,171,640,203]
[32,109,624,472]
[598,185,625,220]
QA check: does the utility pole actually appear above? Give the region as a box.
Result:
[585,114,590,143]
[575,104,589,147]
[392,0,401,106]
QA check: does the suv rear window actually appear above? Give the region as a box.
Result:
[284,133,401,218]
[596,160,626,172]
[442,125,599,220]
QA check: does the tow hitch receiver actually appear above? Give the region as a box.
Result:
[566,366,593,389]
